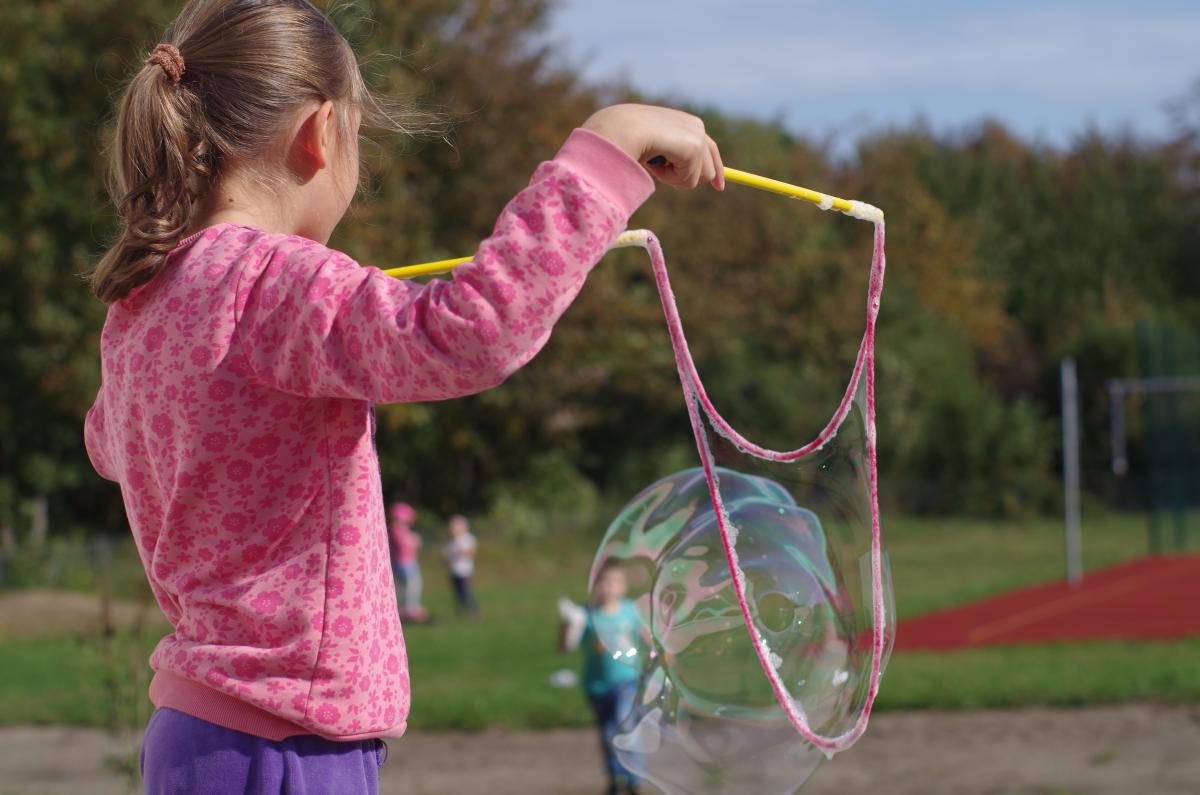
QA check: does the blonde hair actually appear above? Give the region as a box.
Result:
[93,0,427,303]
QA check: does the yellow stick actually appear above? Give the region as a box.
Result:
[722,168,854,213]
[382,255,474,278]
[382,166,881,279]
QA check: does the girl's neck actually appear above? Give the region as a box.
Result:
[193,192,294,238]
[190,173,323,242]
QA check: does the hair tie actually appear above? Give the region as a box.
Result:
[147,43,185,84]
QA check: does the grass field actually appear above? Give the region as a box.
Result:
[1,511,1197,731]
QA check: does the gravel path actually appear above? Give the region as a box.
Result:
[3,704,1198,795]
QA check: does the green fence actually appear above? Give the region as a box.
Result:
[1136,320,1200,552]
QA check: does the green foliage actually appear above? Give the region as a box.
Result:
[3,0,1200,536]
[479,450,602,544]
[911,374,1056,516]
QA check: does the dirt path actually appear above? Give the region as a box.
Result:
[3,704,1198,795]
[0,590,162,640]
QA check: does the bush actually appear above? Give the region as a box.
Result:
[480,450,603,544]
[906,382,1057,516]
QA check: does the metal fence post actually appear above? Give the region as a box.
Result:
[1061,357,1083,586]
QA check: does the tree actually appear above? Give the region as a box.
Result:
[4,1,1199,529]
[0,0,179,537]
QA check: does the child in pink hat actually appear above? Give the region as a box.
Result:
[389,503,428,623]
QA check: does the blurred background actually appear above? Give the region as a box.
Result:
[1,1,1198,793]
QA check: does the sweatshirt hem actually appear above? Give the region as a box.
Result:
[149,669,408,742]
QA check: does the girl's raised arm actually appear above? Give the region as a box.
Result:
[234,129,654,403]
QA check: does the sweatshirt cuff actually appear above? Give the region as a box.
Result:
[552,128,656,219]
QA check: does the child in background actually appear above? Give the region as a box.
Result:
[389,503,428,623]
[443,514,479,615]
[560,559,645,795]
[83,0,723,791]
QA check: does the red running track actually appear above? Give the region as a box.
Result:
[895,554,1200,651]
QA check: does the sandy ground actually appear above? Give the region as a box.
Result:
[2,704,1198,795]
[0,590,161,640]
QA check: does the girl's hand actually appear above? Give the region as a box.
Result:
[582,104,725,191]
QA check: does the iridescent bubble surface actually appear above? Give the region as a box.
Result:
[590,451,893,794]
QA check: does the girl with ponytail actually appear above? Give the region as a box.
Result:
[85,1,724,792]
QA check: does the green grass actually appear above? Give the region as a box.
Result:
[878,639,1200,710]
[0,510,1196,731]
[404,538,599,730]
[0,632,158,728]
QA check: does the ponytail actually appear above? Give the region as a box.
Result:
[92,45,216,303]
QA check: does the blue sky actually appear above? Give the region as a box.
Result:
[544,0,1200,148]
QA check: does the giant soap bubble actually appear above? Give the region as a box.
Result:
[583,211,889,794]
[589,460,893,793]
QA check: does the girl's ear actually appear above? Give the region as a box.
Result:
[294,100,337,171]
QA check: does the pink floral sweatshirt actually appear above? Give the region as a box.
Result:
[83,129,654,741]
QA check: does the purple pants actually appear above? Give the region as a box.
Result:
[140,708,386,794]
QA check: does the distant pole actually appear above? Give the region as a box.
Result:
[1061,358,1083,587]
[1108,382,1128,476]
